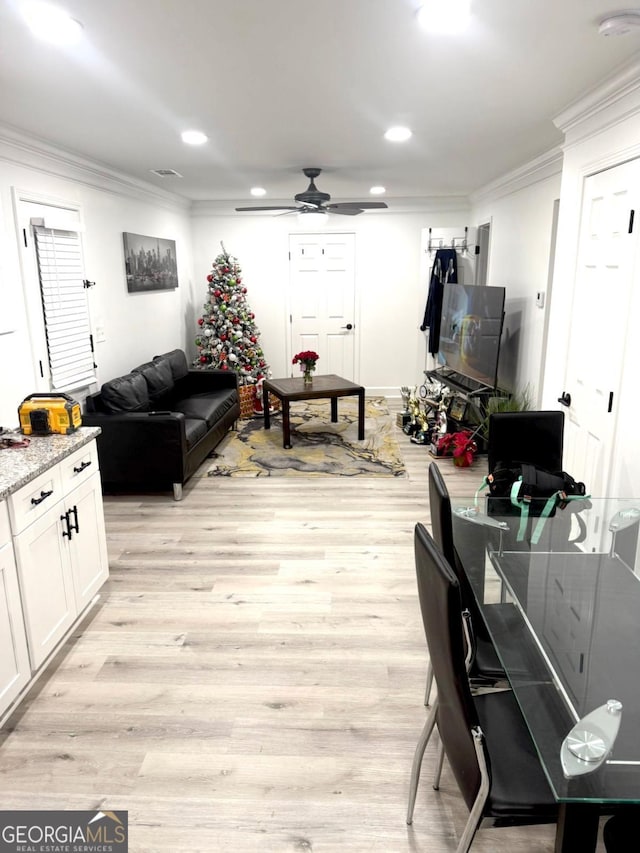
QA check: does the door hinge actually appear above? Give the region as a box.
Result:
[289,314,292,324]
[23,228,28,247]
[608,391,614,413]
[475,244,480,255]
[83,279,96,289]
[38,360,44,378]
[629,210,635,234]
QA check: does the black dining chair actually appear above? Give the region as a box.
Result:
[487,410,564,473]
[424,461,508,705]
[407,524,557,850]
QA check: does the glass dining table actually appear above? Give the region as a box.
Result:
[449,494,640,853]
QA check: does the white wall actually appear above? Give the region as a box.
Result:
[190,204,470,395]
[470,152,563,401]
[0,130,194,428]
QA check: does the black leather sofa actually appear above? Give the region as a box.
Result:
[83,349,239,499]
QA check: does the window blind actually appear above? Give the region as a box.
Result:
[33,226,96,392]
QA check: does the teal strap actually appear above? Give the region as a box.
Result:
[475,476,490,506]
[509,478,530,542]
[530,492,591,544]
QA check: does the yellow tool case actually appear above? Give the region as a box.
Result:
[18,393,82,436]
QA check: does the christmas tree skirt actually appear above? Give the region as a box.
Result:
[202,396,406,478]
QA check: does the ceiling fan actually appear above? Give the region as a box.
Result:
[235,167,388,217]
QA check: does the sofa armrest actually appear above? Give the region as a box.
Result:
[82,411,189,485]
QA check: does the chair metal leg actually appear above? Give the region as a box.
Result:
[424,662,434,706]
[433,737,445,790]
[172,482,183,501]
[406,700,438,825]
[455,727,490,853]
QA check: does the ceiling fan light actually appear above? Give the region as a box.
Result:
[370,186,386,195]
[250,187,266,196]
[297,210,328,226]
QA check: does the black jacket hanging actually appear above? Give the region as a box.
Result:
[420,248,458,354]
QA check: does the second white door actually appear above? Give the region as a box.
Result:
[289,233,356,379]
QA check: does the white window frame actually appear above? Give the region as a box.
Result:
[13,192,96,393]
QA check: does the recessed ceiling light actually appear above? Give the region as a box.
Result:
[384,126,412,142]
[250,187,267,197]
[417,0,471,33]
[181,130,208,145]
[21,1,83,45]
[370,186,386,195]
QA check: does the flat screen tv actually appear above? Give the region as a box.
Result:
[436,283,506,389]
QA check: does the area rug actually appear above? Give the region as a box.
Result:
[204,396,406,477]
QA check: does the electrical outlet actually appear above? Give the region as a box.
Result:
[94,322,106,343]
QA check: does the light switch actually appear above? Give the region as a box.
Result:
[536,291,545,308]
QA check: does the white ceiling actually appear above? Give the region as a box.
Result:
[1,0,640,208]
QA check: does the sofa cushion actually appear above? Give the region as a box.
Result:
[133,359,175,402]
[101,372,150,413]
[154,349,189,381]
[173,389,237,429]
[184,416,208,449]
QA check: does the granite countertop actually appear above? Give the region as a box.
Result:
[0,427,101,500]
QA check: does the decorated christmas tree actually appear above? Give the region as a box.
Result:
[194,243,269,386]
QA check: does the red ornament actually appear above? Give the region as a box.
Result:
[220,334,227,342]
[221,363,228,370]
[213,289,221,298]
[207,274,214,282]
[242,288,247,294]
[199,355,207,363]
[249,312,254,319]
[198,318,204,326]
[233,317,240,324]
[250,335,257,343]
[237,278,242,284]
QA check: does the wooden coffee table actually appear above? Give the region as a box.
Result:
[262,374,365,449]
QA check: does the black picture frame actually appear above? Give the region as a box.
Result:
[123,232,178,292]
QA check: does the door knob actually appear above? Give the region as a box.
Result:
[558,392,571,407]
[341,323,353,330]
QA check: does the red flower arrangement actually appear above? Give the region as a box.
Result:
[437,430,478,467]
[292,350,319,371]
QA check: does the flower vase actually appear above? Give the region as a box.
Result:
[303,368,313,386]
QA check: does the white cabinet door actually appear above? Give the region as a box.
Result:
[65,472,109,611]
[12,500,76,670]
[0,540,30,715]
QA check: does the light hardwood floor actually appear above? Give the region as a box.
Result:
[0,403,607,852]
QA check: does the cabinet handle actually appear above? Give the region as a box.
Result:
[73,460,92,474]
[69,505,79,535]
[31,489,53,506]
[61,511,72,539]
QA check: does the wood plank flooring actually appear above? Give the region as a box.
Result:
[0,403,606,852]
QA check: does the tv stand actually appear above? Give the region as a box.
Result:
[424,368,502,451]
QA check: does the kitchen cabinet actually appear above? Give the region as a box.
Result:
[0,431,108,715]
[0,502,30,714]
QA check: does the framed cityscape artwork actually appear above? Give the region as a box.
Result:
[123,232,179,292]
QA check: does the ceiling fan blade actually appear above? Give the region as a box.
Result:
[235,206,299,212]
[327,201,389,210]
[328,207,362,216]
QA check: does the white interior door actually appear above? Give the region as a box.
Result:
[289,233,356,379]
[562,158,640,501]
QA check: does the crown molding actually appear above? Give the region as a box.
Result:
[0,123,191,212]
[190,195,471,218]
[553,58,640,142]
[470,146,563,205]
